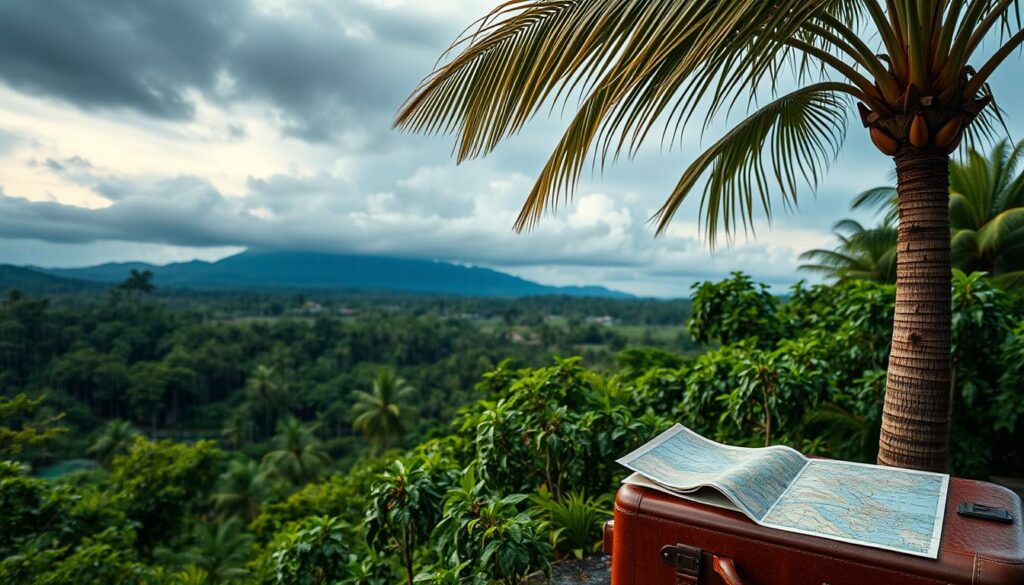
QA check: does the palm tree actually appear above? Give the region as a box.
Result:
[949,142,1024,288]
[261,416,331,486]
[87,419,139,466]
[351,371,415,455]
[244,365,286,440]
[158,518,253,585]
[212,459,270,523]
[950,141,1024,286]
[119,269,156,300]
[863,140,1024,288]
[800,219,898,283]
[396,2,1024,472]
[222,406,255,449]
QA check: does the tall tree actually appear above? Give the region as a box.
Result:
[244,365,286,440]
[261,417,330,486]
[351,371,415,455]
[800,220,899,283]
[118,269,156,300]
[396,1,1024,471]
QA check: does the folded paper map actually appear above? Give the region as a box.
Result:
[617,424,949,558]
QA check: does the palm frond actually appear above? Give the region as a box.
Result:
[799,217,896,283]
[961,84,1011,155]
[992,270,1024,289]
[852,186,898,224]
[396,0,1023,244]
[977,208,1024,250]
[654,83,851,241]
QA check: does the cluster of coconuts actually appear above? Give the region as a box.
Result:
[868,114,965,156]
[859,86,990,157]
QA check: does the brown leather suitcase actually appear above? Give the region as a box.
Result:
[605,477,1024,584]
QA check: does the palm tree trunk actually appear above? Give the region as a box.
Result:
[878,149,952,473]
[403,528,415,585]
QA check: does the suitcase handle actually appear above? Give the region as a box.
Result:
[713,555,744,585]
[660,544,744,585]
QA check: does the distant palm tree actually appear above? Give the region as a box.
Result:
[800,220,898,284]
[352,372,415,455]
[159,518,253,585]
[221,406,255,449]
[261,417,330,486]
[396,0,1024,472]
[856,140,1024,289]
[119,269,156,299]
[244,365,286,439]
[87,419,140,466]
[212,459,269,523]
[949,140,1024,287]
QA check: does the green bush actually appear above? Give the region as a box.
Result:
[366,458,452,585]
[689,272,781,348]
[110,438,226,554]
[458,357,670,498]
[529,488,611,559]
[264,516,354,585]
[432,467,550,585]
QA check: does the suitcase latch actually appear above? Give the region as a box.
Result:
[661,544,702,582]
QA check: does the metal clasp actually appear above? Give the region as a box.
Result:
[660,544,703,583]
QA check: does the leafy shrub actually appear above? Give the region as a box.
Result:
[111,438,226,553]
[996,322,1024,434]
[0,528,154,585]
[689,272,781,347]
[432,468,550,585]
[459,357,670,498]
[366,459,451,585]
[252,460,391,541]
[265,516,354,585]
[414,563,486,585]
[529,488,611,559]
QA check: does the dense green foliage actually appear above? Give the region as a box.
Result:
[803,140,1024,289]
[0,288,692,468]
[1,270,1021,583]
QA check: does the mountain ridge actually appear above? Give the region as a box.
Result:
[0,265,108,294]
[23,250,633,299]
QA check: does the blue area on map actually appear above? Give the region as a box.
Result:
[620,425,806,519]
[761,460,945,555]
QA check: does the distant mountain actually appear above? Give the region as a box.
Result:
[0,265,106,294]
[34,250,634,299]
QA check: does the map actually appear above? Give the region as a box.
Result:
[761,459,947,557]
[617,425,948,558]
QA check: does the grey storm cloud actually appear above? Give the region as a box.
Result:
[0,0,445,139]
[0,170,706,272]
[7,0,1022,294]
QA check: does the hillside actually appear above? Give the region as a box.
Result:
[36,250,634,298]
[0,265,106,295]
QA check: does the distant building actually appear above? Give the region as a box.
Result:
[586,315,616,326]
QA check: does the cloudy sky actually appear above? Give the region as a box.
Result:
[0,0,1019,297]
